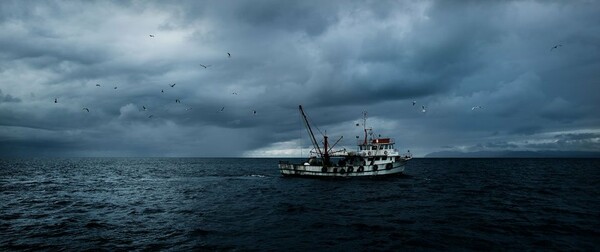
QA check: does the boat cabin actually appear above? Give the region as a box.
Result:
[358,138,396,153]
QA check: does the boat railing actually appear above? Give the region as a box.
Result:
[356,138,395,145]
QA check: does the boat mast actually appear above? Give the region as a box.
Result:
[299,105,323,158]
[362,111,369,145]
[323,135,329,165]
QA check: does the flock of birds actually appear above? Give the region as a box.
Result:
[53,37,565,120]
[409,44,564,115]
[54,34,257,118]
[58,81,254,118]
[51,34,259,119]
[411,100,482,114]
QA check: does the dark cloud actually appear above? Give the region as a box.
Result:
[233,1,337,36]
[0,1,599,157]
[0,89,21,103]
[510,126,542,136]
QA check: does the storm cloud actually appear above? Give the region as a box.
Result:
[1,1,599,157]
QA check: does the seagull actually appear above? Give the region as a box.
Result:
[161,89,164,93]
[95,84,101,87]
[550,44,562,51]
[149,34,155,38]
[253,110,257,115]
[170,83,176,87]
[219,106,225,112]
[472,106,483,110]
[232,92,238,95]
[114,86,117,90]
[148,115,153,118]
[175,99,180,103]
[227,52,231,58]
[54,98,57,103]
[143,106,147,111]
[200,64,211,69]
[82,107,89,112]
[550,44,563,51]
[421,105,426,113]
[412,101,416,106]
[185,107,192,111]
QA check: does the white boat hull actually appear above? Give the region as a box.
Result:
[280,106,412,178]
[279,160,407,177]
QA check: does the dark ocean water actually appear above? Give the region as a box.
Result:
[1,158,598,251]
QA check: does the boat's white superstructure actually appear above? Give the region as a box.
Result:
[279,106,411,177]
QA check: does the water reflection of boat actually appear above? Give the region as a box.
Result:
[279,105,412,177]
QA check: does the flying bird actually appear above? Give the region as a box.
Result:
[219,106,225,112]
[149,35,155,38]
[412,101,416,106]
[253,110,257,115]
[185,107,192,111]
[232,92,238,95]
[550,44,562,51]
[200,64,211,69]
[227,52,231,58]
[170,83,176,87]
[148,115,153,118]
[95,84,101,87]
[143,106,147,111]
[472,106,483,110]
[175,99,180,103]
[161,89,164,93]
[54,98,57,103]
[421,105,426,113]
[82,107,89,112]
[114,86,117,89]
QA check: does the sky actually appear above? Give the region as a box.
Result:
[0,0,599,157]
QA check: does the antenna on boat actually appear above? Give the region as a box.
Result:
[362,111,372,145]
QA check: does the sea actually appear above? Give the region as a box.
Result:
[1,158,598,251]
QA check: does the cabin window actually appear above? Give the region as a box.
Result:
[383,156,387,160]
[371,146,376,150]
[379,145,383,150]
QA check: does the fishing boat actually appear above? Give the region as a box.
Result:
[279,105,412,177]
